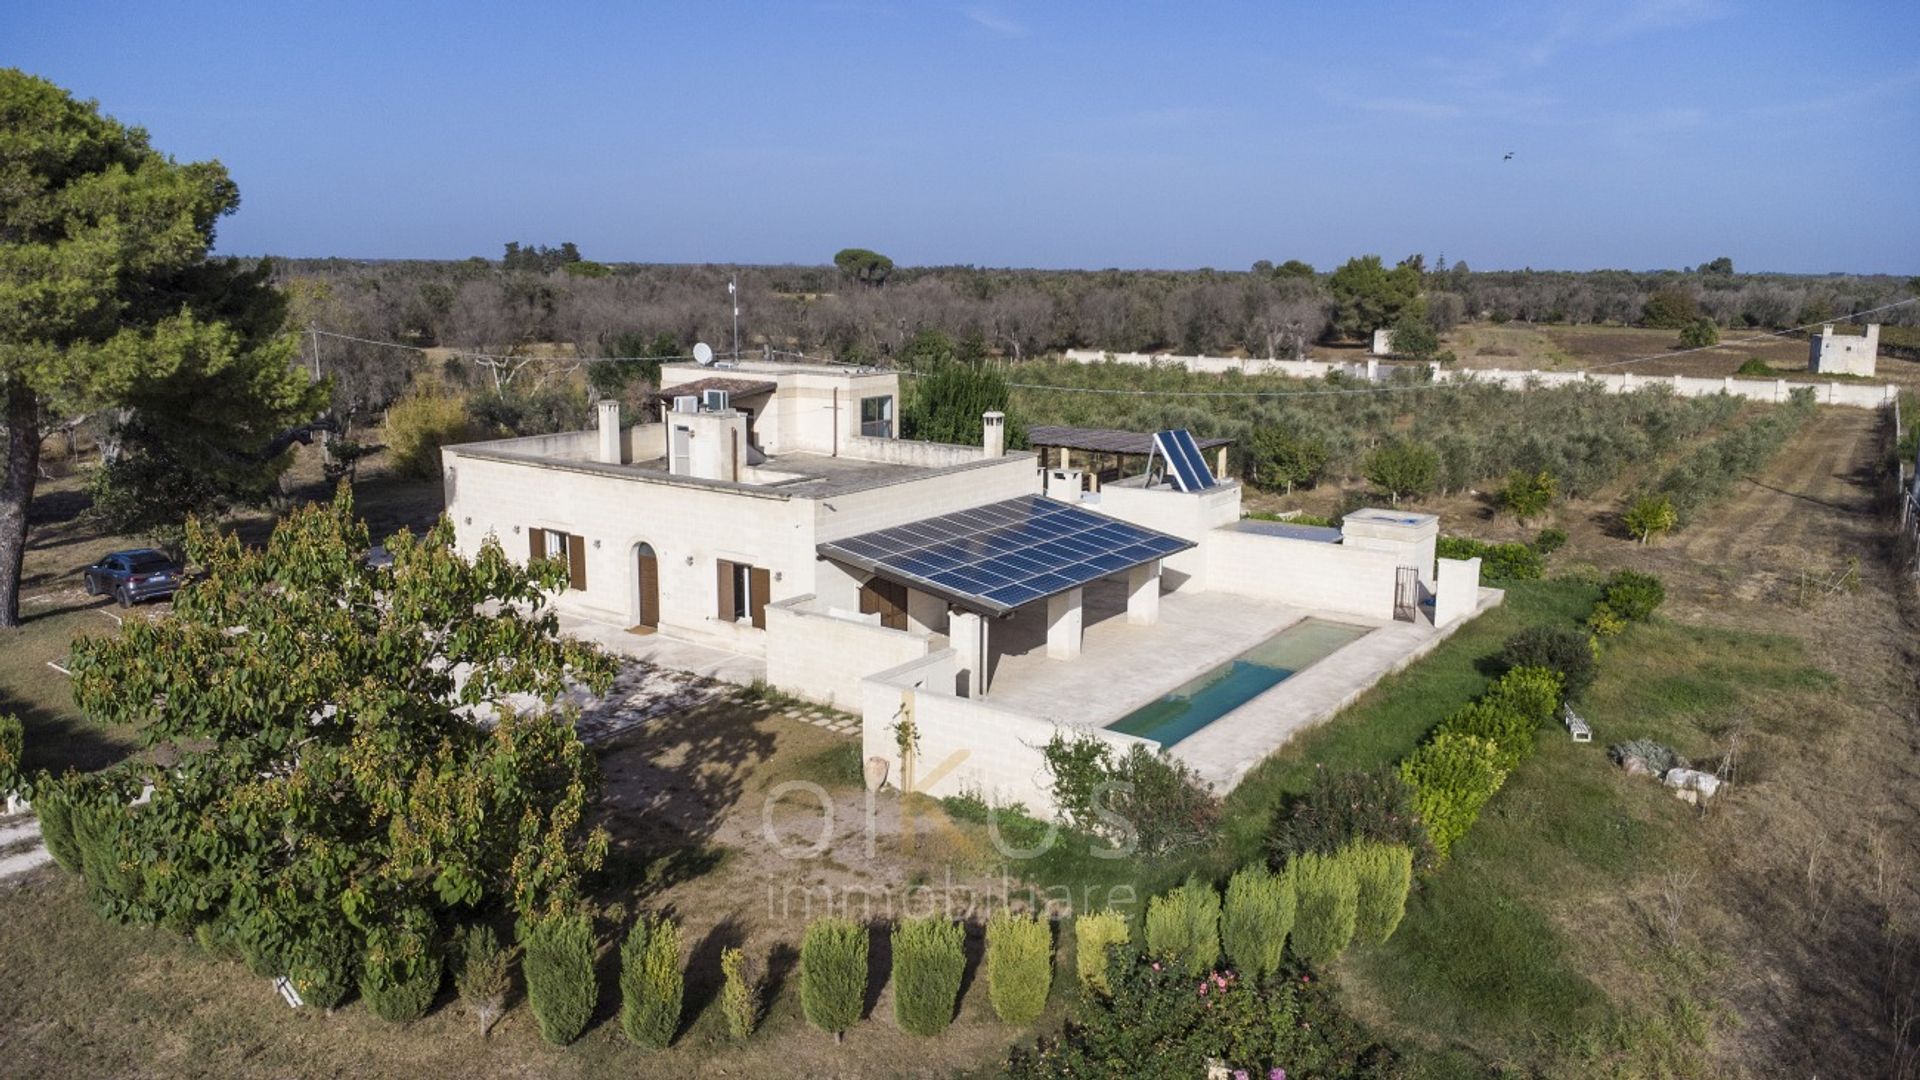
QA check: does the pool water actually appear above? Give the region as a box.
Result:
[1104,618,1373,747]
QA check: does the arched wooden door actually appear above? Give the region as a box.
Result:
[634,543,659,630]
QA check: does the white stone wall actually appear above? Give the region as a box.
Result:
[765,596,937,710]
[1433,557,1482,627]
[1809,325,1879,377]
[1058,349,1899,408]
[1204,529,1401,621]
[444,448,816,653]
[859,649,1157,815]
[1090,482,1241,590]
[809,455,1041,545]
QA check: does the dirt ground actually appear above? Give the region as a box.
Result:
[1549,408,1919,1076]
[1443,322,1920,388]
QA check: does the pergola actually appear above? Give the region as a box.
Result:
[1026,425,1233,491]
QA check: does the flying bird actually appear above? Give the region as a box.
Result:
[1503,151,1514,161]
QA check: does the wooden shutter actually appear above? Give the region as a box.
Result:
[859,578,908,631]
[716,559,735,621]
[567,534,587,591]
[750,566,771,629]
[529,526,546,561]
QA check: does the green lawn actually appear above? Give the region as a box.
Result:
[1216,578,1601,864]
[1338,617,1836,1075]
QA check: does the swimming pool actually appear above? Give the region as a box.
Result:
[1104,618,1374,747]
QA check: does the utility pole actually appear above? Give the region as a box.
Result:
[729,276,740,359]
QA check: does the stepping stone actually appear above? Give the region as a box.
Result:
[0,845,53,881]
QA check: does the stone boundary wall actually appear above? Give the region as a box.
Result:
[1059,349,1900,409]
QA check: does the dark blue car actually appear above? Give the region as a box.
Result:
[82,548,184,608]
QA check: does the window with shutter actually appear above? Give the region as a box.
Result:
[716,559,736,621]
[529,526,545,561]
[567,534,587,590]
[749,566,770,629]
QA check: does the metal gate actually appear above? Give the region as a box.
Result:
[1394,566,1419,622]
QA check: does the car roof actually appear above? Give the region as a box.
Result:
[111,548,170,560]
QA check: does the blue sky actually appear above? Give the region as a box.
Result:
[7,1,1918,272]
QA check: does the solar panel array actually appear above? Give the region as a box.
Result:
[817,495,1192,615]
[1153,429,1217,492]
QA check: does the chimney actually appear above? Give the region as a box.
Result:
[1866,323,1881,350]
[596,399,622,464]
[982,410,1006,457]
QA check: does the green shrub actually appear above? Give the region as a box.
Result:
[800,917,868,1040]
[452,923,512,1037]
[1041,734,1219,857]
[71,797,140,919]
[1499,469,1557,523]
[1587,602,1626,637]
[1531,527,1568,555]
[1484,665,1564,723]
[893,916,965,1036]
[1502,624,1597,700]
[1073,910,1130,994]
[30,776,82,874]
[1678,319,1719,348]
[1398,733,1509,861]
[720,946,760,1040]
[986,910,1053,1025]
[1005,952,1398,1079]
[288,920,358,1010]
[0,713,22,791]
[1144,879,1221,976]
[382,378,474,480]
[521,912,598,1046]
[1267,766,1433,867]
[1436,536,1544,582]
[619,913,683,1049]
[359,912,442,1023]
[1345,841,1413,944]
[1623,492,1678,543]
[1601,569,1666,622]
[1736,356,1774,376]
[1363,438,1439,504]
[1221,865,1295,980]
[1436,700,1533,771]
[1286,852,1359,965]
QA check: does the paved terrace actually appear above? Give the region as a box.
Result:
[979,578,1506,792]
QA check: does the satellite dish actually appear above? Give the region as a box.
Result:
[693,342,715,366]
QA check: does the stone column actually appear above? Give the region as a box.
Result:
[1126,560,1161,626]
[1046,588,1084,660]
[949,608,990,697]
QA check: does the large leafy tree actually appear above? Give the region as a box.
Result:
[60,488,616,987]
[0,69,325,626]
[1326,255,1423,340]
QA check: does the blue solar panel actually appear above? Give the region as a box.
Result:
[1153,429,1217,492]
[816,494,1195,616]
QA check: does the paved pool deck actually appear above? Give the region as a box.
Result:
[981,578,1312,727]
[1169,586,1506,791]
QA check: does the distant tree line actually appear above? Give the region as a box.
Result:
[271,251,1918,422]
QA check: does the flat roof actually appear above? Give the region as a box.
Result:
[647,376,777,401]
[1027,425,1233,456]
[818,494,1192,616]
[1228,519,1343,543]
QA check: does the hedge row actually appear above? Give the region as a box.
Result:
[1399,663,1566,860]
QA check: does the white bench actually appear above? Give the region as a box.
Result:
[1562,703,1592,743]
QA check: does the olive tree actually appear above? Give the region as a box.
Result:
[61,486,616,975]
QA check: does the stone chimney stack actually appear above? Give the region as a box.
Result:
[596,399,622,464]
[982,411,1006,457]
